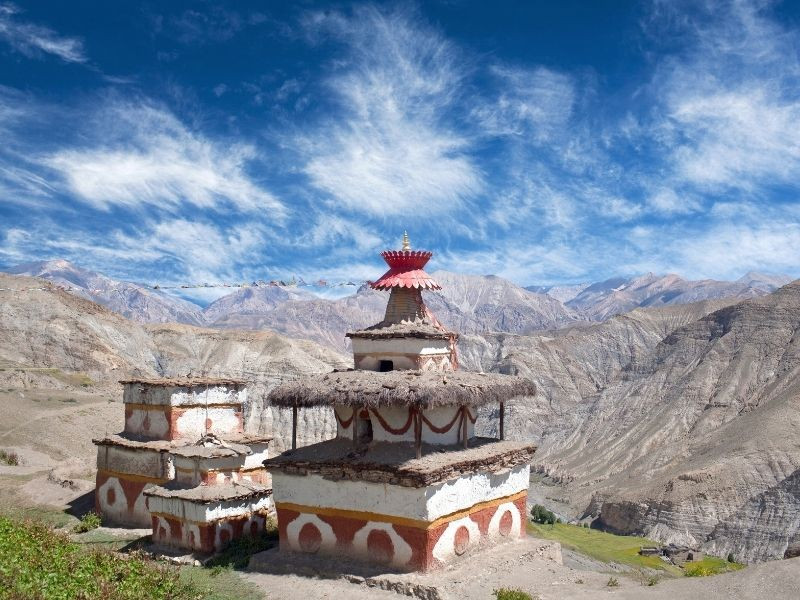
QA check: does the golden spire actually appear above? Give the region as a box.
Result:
[401,231,411,251]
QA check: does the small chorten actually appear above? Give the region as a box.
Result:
[347,233,457,372]
[93,378,274,554]
[262,236,537,572]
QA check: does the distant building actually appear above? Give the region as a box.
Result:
[639,544,704,565]
[663,544,704,565]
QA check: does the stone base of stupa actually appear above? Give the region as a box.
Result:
[247,534,563,599]
[266,437,535,572]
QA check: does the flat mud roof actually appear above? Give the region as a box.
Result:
[264,437,536,488]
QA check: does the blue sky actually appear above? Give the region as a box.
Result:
[1,0,799,301]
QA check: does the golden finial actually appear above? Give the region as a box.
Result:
[401,231,411,251]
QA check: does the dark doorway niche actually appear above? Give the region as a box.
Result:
[379,360,394,372]
[357,416,373,443]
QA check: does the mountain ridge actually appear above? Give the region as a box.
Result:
[5,260,792,355]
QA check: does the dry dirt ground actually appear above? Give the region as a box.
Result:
[0,368,122,523]
[244,538,800,600]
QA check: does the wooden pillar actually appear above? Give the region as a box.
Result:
[291,404,298,450]
[499,401,505,441]
[462,406,469,449]
[352,405,359,447]
[414,408,422,459]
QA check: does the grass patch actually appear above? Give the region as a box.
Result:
[72,528,150,551]
[0,516,202,600]
[179,566,264,600]
[492,588,539,600]
[527,522,681,575]
[73,511,101,533]
[0,503,78,529]
[684,556,745,577]
[0,450,19,466]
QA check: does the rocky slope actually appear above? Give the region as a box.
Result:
[534,281,800,562]
[465,299,739,447]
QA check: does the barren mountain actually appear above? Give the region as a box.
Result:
[202,285,316,322]
[565,272,791,321]
[7,260,205,326]
[466,299,739,446]
[7,261,790,359]
[532,281,800,562]
[526,282,590,303]
[210,271,582,352]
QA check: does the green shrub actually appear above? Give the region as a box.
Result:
[684,564,713,577]
[646,575,660,586]
[530,504,556,525]
[0,516,201,600]
[205,516,278,570]
[727,552,735,563]
[607,576,619,587]
[684,556,744,577]
[73,511,102,533]
[0,450,19,466]
[492,588,537,600]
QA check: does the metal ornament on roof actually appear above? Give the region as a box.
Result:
[370,233,442,291]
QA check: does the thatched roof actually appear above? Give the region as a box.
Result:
[346,321,455,340]
[267,369,535,408]
[264,437,536,487]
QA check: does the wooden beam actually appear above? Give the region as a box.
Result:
[414,409,422,459]
[462,406,468,449]
[291,405,298,450]
[499,402,505,441]
[352,406,359,447]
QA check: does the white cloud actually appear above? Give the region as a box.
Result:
[299,6,482,216]
[296,215,383,252]
[652,0,800,191]
[43,102,283,215]
[600,196,642,221]
[675,222,800,280]
[473,65,575,139]
[646,188,699,215]
[0,3,86,63]
[0,218,270,286]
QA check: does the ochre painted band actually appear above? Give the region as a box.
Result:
[275,489,527,531]
[96,468,169,484]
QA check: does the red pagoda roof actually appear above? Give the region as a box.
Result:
[370,245,441,290]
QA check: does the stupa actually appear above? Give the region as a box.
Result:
[264,235,536,571]
[93,378,274,554]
